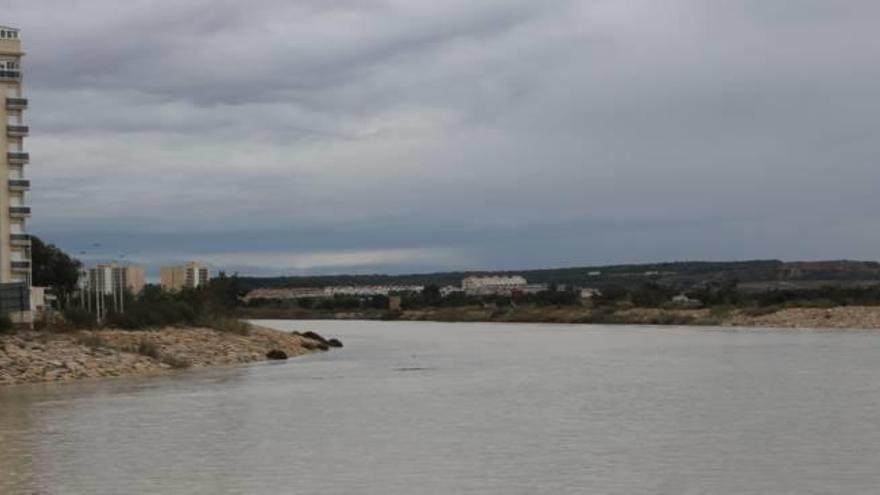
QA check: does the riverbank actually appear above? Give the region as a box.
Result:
[0,325,332,386]
[239,305,880,330]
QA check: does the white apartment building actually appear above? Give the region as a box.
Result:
[82,264,146,295]
[462,276,528,295]
[323,285,424,297]
[160,261,210,291]
[0,27,31,287]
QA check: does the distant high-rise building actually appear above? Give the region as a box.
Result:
[0,26,31,287]
[160,262,210,291]
[83,264,146,295]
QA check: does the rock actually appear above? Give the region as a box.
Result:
[301,331,328,344]
[265,349,288,360]
[301,340,329,351]
[327,338,343,348]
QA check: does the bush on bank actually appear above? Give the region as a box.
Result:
[63,273,246,332]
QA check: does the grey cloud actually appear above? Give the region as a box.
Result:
[6,0,880,275]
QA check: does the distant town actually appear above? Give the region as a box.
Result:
[243,275,602,304]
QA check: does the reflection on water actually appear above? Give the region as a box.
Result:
[0,388,38,493]
[2,321,880,494]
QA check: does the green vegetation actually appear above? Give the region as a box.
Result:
[31,236,81,304]
[196,315,251,336]
[62,307,98,330]
[103,276,246,331]
[25,239,880,330]
[61,272,248,332]
[238,260,794,291]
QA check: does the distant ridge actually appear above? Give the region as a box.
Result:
[239,260,880,291]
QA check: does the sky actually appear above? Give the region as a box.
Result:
[6,0,880,276]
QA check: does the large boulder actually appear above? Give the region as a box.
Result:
[301,331,328,344]
[300,340,329,351]
[327,338,343,348]
[265,349,288,360]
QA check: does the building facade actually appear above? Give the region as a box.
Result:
[462,276,528,296]
[0,27,31,287]
[83,264,146,295]
[160,262,210,291]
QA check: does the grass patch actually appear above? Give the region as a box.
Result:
[76,333,106,349]
[198,316,251,336]
[709,305,736,319]
[742,305,783,317]
[579,307,620,324]
[134,339,161,359]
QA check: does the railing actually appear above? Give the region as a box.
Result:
[7,152,28,163]
[9,206,30,216]
[10,261,30,270]
[6,125,28,136]
[5,97,27,109]
[8,179,29,189]
[9,233,29,243]
[0,70,20,80]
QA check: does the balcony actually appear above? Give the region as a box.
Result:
[7,152,28,164]
[9,233,29,246]
[5,98,27,110]
[7,125,28,137]
[0,69,20,80]
[10,261,30,271]
[8,179,29,191]
[9,206,30,217]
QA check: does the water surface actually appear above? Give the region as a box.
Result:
[2,321,880,494]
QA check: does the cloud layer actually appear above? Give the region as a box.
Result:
[7,0,880,275]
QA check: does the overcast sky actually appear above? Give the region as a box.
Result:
[7,0,880,276]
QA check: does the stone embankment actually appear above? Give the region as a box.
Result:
[0,325,333,386]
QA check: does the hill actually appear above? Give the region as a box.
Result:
[239,260,880,292]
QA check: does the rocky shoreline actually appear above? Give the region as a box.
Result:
[0,325,335,386]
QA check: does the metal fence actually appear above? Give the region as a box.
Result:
[0,282,29,314]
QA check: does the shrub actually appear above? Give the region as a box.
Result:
[134,339,161,359]
[198,316,251,336]
[63,308,97,329]
[709,305,736,319]
[582,307,619,324]
[742,305,783,317]
[76,333,105,349]
[106,300,196,330]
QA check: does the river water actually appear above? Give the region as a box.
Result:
[2,321,880,494]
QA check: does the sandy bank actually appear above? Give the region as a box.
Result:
[0,325,329,386]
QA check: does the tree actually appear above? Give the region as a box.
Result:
[422,284,441,304]
[30,236,81,302]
